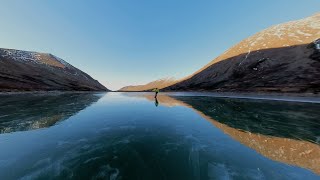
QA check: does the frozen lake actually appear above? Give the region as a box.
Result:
[0,92,319,179]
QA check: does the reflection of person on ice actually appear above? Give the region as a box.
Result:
[154,97,159,107]
[152,88,160,98]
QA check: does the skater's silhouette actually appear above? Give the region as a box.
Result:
[152,88,160,98]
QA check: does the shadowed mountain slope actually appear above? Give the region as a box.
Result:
[0,48,109,91]
[164,13,320,93]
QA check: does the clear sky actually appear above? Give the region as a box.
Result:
[0,0,319,90]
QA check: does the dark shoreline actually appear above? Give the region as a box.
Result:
[118,91,320,103]
[0,90,109,95]
[117,90,320,97]
[1,90,320,103]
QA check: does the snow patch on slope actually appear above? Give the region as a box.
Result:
[0,48,93,80]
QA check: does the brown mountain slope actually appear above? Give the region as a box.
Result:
[165,13,320,93]
[0,48,109,91]
[119,77,178,91]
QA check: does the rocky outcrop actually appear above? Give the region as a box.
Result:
[164,13,320,93]
[0,48,109,91]
[309,38,320,61]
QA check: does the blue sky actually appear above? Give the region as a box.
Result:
[0,0,319,90]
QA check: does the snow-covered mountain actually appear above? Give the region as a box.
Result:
[165,13,320,93]
[119,77,179,91]
[0,48,109,91]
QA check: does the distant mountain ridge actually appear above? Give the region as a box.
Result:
[119,77,178,91]
[0,48,109,91]
[163,13,320,93]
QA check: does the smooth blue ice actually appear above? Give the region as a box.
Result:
[0,92,319,180]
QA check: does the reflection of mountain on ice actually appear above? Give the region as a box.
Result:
[0,93,102,134]
[141,94,320,174]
